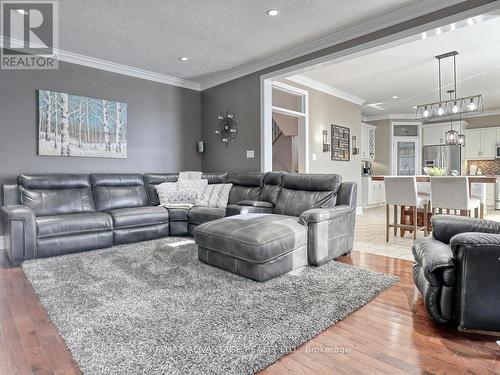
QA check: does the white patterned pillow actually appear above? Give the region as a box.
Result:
[197,183,233,208]
[155,189,198,208]
[177,179,208,196]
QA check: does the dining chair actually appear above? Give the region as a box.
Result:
[430,177,481,217]
[384,176,430,241]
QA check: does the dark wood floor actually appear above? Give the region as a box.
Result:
[1,251,499,375]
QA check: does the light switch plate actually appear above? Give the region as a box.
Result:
[246,150,255,159]
[312,153,317,161]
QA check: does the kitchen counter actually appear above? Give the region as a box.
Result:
[371,175,497,183]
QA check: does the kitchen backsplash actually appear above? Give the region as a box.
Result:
[466,160,500,175]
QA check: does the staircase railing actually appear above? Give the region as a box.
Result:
[272,118,283,145]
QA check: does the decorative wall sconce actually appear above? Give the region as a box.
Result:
[352,135,359,155]
[322,130,330,153]
[215,111,238,143]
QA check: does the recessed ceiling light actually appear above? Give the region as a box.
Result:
[266,9,279,17]
[392,95,398,99]
[179,57,189,61]
[16,9,27,15]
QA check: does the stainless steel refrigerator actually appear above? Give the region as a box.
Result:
[422,144,461,175]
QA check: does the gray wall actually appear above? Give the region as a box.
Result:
[0,61,201,190]
[200,1,491,173]
[201,74,260,172]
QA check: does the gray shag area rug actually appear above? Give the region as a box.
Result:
[23,237,399,375]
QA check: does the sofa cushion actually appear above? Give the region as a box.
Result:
[260,172,283,206]
[19,174,95,216]
[36,212,112,238]
[187,206,225,225]
[91,173,149,211]
[227,172,264,204]
[168,208,188,221]
[194,214,307,263]
[109,206,169,229]
[274,173,341,217]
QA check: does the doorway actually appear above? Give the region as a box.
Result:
[271,81,308,172]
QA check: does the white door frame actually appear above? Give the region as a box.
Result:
[390,121,422,175]
[271,81,309,173]
[259,3,499,172]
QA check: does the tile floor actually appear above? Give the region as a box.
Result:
[354,205,500,261]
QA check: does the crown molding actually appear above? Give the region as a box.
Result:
[199,0,466,90]
[0,36,201,91]
[363,113,417,122]
[286,75,366,106]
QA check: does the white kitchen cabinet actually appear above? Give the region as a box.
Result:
[481,128,497,159]
[361,123,376,160]
[422,124,460,145]
[465,129,482,159]
[367,181,385,206]
[465,128,496,160]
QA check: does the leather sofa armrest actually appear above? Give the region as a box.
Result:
[236,200,274,208]
[299,205,351,224]
[412,238,455,286]
[0,205,37,263]
[431,215,500,244]
[450,232,500,332]
[451,232,500,252]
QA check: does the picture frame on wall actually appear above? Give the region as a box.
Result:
[37,89,128,158]
[330,124,350,161]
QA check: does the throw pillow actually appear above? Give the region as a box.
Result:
[156,189,198,209]
[177,179,208,197]
[197,183,233,208]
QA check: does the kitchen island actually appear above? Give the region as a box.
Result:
[371,175,497,184]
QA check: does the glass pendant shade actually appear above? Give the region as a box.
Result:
[457,133,465,146]
[445,129,459,144]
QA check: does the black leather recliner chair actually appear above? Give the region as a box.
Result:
[412,214,500,334]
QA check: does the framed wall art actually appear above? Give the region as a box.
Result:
[38,89,127,158]
[330,124,350,161]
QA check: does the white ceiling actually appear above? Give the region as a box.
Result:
[55,0,424,86]
[295,14,500,117]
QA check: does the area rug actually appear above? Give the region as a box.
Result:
[23,237,399,375]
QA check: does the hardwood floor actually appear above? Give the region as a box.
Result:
[1,251,499,375]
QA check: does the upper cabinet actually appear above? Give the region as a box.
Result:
[465,128,497,160]
[422,122,466,146]
[361,123,376,160]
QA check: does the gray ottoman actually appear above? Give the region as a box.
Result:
[194,214,308,282]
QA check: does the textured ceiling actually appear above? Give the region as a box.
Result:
[58,0,419,83]
[297,15,500,117]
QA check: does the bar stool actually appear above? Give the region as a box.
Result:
[430,177,481,217]
[385,176,430,241]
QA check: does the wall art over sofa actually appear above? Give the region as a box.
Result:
[37,89,127,158]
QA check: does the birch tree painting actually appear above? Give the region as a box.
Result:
[38,89,127,158]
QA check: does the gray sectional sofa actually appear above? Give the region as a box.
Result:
[1,171,357,280]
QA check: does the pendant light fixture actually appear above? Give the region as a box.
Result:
[415,51,483,120]
[457,112,465,146]
[444,90,458,144]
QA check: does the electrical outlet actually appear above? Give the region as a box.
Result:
[246,150,255,159]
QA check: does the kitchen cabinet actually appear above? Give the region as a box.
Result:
[422,122,467,145]
[368,181,385,206]
[422,125,448,145]
[465,128,497,159]
[361,123,376,160]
